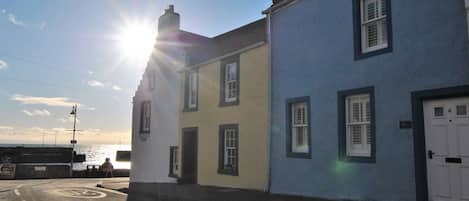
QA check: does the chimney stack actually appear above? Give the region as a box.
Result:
[158,5,180,35]
[273,0,284,4]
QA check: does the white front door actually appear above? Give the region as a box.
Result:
[424,97,469,201]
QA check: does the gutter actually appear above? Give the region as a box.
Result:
[265,8,273,194]
[262,0,298,15]
[178,41,266,73]
[264,1,298,193]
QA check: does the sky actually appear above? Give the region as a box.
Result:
[0,0,270,145]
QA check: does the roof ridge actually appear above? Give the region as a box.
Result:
[212,18,266,40]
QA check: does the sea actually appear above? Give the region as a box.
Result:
[0,144,131,170]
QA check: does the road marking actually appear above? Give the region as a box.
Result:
[14,189,20,196]
[13,184,24,197]
[51,188,106,199]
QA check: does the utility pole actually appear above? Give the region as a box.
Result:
[69,104,78,177]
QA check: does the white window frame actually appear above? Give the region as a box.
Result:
[360,0,388,53]
[291,102,309,153]
[224,62,238,103]
[187,71,197,109]
[170,147,178,176]
[141,101,151,133]
[345,94,371,157]
[223,128,237,170]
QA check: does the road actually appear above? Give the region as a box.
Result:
[0,178,128,201]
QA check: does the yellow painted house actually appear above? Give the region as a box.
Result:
[176,19,269,191]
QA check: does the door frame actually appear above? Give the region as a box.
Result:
[411,85,469,201]
[180,127,198,184]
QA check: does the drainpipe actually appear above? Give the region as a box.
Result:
[466,0,469,41]
[266,10,273,194]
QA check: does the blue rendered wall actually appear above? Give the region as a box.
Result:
[269,0,469,200]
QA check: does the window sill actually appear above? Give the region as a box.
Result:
[355,45,392,60]
[339,155,375,163]
[287,152,311,159]
[168,173,179,178]
[219,100,239,107]
[217,168,238,176]
[183,107,198,112]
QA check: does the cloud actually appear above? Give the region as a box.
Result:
[0,127,130,144]
[0,59,8,69]
[0,126,13,130]
[2,10,45,30]
[83,107,96,111]
[87,80,105,88]
[7,13,25,26]
[58,116,80,124]
[88,70,94,75]
[17,127,102,135]
[11,94,79,107]
[112,85,122,91]
[22,109,51,117]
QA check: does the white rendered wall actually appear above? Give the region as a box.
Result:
[130,46,183,184]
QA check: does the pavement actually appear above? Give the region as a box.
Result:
[0,177,128,201]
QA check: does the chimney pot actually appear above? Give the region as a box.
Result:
[158,5,180,35]
[273,0,284,4]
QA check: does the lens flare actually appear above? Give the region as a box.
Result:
[115,20,156,63]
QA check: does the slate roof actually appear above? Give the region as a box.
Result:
[185,18,267,67]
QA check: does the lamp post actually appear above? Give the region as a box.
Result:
[69,104,78,177]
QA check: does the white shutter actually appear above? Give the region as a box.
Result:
[365,0,378,21]
[346,94,371,157]
[380,21,388,45]
[361,0,388,52]
[351,125,362,145]
[380,0,386,16]
[291,102,309,153]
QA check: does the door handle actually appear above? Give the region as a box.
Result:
[428,150,435,159]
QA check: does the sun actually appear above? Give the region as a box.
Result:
[116,21,156,63]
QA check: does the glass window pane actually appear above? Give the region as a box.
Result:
[457,105,467,116]
[434,107,444,117]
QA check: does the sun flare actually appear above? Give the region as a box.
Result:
[116,21,156,62]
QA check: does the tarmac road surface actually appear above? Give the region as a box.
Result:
[0,178,127,201]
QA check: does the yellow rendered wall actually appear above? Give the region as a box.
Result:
[179,44,269,191]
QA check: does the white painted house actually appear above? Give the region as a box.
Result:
[128,6,210,201]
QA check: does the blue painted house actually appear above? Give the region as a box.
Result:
[264,0,469,201]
